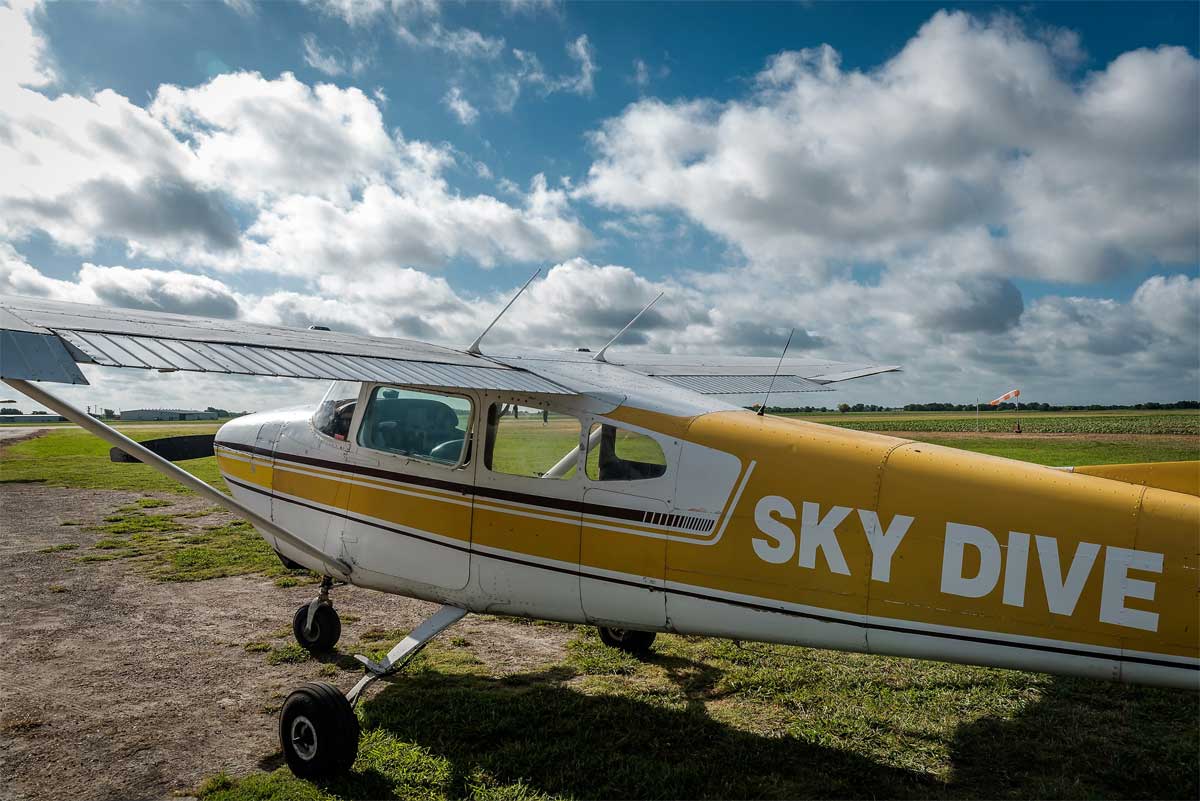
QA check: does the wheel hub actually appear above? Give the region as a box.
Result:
[290,715,318,761]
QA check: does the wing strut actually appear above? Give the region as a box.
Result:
[3,378,352,581]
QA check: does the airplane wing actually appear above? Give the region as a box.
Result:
[606,353,901,395]
[0,293,899,399]
[489,348,900,397]
[0,294,570,394]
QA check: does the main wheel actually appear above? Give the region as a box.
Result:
[279,682,359,779]
[597,626,656,656]
[293,603,341,653]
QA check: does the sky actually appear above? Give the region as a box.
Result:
[0,0,1197,414]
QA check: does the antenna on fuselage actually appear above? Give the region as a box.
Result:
[466,268,540,355]
[757,327,794,417]
[593,291,664,363]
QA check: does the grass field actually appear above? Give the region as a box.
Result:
[2,412,1197,800]
[0,424,224,492]
[195,630,1197,801]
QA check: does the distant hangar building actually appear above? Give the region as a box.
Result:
[120,409,219,421]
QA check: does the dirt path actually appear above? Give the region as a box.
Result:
[0,427,50,445]
[0,484,570,801]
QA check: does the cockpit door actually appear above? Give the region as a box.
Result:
[337,385,475,592]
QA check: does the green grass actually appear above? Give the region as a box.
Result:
[0,425,224,492]
[197,628,1197,801]
[37,543,79,553]
[74,500,308,583]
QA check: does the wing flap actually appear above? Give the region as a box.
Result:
[598,353,899,394]
[656,374,832,395]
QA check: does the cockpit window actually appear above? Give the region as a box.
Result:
[585,423,668,481]
[485,403,582,479]
[357,386,472,466]
[313,381,360,441]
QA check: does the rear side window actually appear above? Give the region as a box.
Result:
[485,404,582,479]
[585,423,667,481]
[357,386,472,466]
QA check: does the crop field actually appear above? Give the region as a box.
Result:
[782,409,1200,435]
[1,411,1196,800]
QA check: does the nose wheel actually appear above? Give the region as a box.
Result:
[279,682,360,779]
[293,576,341,653]
[278,604,467,780]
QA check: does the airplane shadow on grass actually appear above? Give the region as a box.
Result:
[320,661,1197,801]
[948,675,1199,800]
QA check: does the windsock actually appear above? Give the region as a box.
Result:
[988,388,1020,405]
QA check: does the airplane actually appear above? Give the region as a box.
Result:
[0,287,1196,781]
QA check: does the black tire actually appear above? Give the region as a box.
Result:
[293,603,341,653]
[279,682,359,780]
[597,626,656,655]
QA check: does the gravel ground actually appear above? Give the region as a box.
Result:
[0,482,570,801]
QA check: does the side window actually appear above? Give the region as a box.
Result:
[585,423,667,481]
[485,404,582,479]
[313,380,360,441]
[357,386,472,466]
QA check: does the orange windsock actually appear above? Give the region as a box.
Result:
[988,389,1020,406]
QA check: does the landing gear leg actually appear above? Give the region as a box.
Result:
[293,576,341,653]
[278,604,467,780]
[346,604,468,707]
[597,626,657,656]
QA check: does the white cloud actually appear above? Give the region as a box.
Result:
[241,171,589,276]
[304,0,500,59]
[501,0,559,15]
[563,34,597,95]
[0,18,590,277]
[443,86,479,124]
[498,34,598,111]
[0,247,243,318]
[0,242,84,300]
[0,80,236,256]
[582,11,1199,282]
[302,33,345,76]
[305,0,437,27]
[150,71,396,204]
[397,22,504,59]
[0,0,54,97]
[223,0,256,18]
[632,58,649,88]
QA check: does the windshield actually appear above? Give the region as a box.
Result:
[313,381,360,440]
